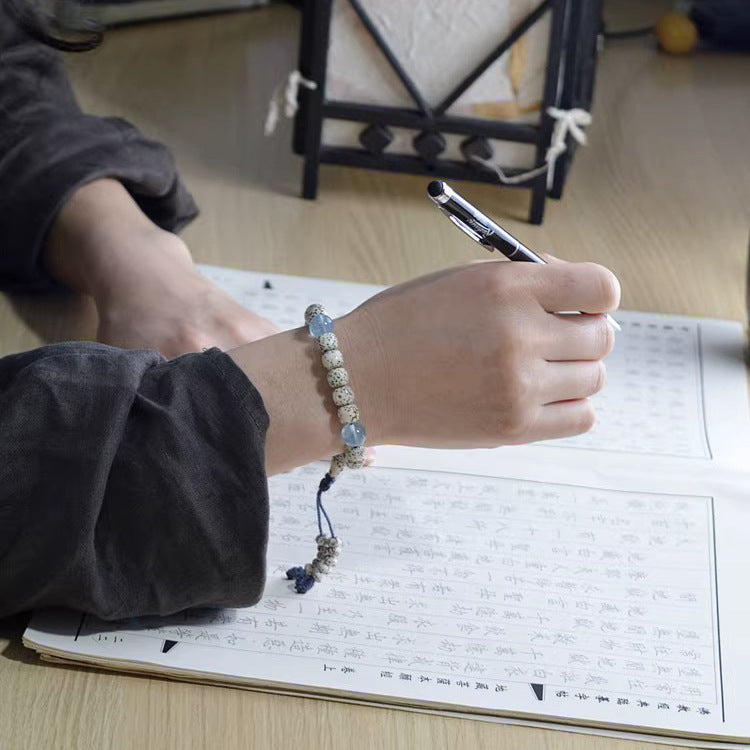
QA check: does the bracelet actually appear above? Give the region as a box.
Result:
[286,304,369,593]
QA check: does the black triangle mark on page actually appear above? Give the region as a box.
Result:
[530,683,544,701]
[161,640,178,654]
[263,280,273,289]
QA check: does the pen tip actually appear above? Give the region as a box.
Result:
[427,181,445,198]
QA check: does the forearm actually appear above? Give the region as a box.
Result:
[0,343,270,619]
[45,178,192,301]
[0,2,197,289]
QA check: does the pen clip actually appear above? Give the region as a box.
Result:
[438,207,485,245]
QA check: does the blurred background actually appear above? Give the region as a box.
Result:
[20,0,750,327]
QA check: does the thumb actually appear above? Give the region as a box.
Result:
[539,253,568,264]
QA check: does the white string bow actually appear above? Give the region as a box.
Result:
[470,106,592,189]
[264,70,318,137]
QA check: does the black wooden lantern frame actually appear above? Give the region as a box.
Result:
[292,0,602,224]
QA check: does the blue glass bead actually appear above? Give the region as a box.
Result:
[341,421,367,447]
[309,314,334,338]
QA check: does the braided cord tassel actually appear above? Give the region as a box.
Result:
[286,459,344,593]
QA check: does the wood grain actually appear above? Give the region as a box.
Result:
[1,2,748,748]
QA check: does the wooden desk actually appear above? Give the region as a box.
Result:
[1,4,748,749]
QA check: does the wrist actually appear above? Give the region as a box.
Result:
[334,309,392,446]
[45,178,193,302]
[88,226,195,310]
[229,309,389,475]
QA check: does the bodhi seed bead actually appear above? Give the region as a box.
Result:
[344,446,366,469]
[309,314,334,338]
[338,404,359,424]
[327,367,349,388]
[332,385,355,406]
[318,332,338,352]
[321,349,343,369]
[329,453,346,477]
[304,304,326,324]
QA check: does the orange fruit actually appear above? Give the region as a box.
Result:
[655,12,699,54]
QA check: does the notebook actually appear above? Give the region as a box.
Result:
[23,266,750,748]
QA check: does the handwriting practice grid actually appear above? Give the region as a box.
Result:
[546,318,709,458]
[52,464,723,735]
[198,267,715,461]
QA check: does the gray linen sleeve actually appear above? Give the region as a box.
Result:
[0,1,199,291]
[0,343,270,619]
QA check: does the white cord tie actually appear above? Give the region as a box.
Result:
[544,106,591,188]
[264,70,317,136]
[470,107,592,189]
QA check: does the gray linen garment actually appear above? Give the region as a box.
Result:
[0,2,271,618]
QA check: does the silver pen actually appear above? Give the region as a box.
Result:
[427,180,621,332]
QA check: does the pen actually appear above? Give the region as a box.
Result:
[427,180,621,332]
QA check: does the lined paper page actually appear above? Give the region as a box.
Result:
[26,465,729,739]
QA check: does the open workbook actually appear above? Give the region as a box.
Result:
[24,267,750,747]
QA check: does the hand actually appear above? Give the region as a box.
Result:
[46,179,279,357]
[231,259,620,474]
[339,259,620,448]
[93,229,279,358]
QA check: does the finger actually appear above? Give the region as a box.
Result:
[506,399,596,444]
[542,312,615,361]
[539,360,607,405]
[536,262,621,315]
[538,253,567,264]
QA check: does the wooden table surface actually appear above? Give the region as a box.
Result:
[1,3,748,748]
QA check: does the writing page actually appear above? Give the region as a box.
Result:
[197,266,748,468]
[25,463,750,742]
[25,266,750,746]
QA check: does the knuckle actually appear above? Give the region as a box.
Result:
[508,371,533,405]
[493,370,536,443]
[501,405,533,444]
[483,262,541,310]
[500,331,529,369]
[587,263,621,311]
[591,361,607,395]
[596,319,615,358]
[483,266,517,305]
[575,401,597,434]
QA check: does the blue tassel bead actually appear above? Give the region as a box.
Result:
[294,575,315,593]
[286,566,316,594]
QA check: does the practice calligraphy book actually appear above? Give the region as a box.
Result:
[24,268,750,747]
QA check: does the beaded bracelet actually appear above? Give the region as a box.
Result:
[286,304,368,594]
